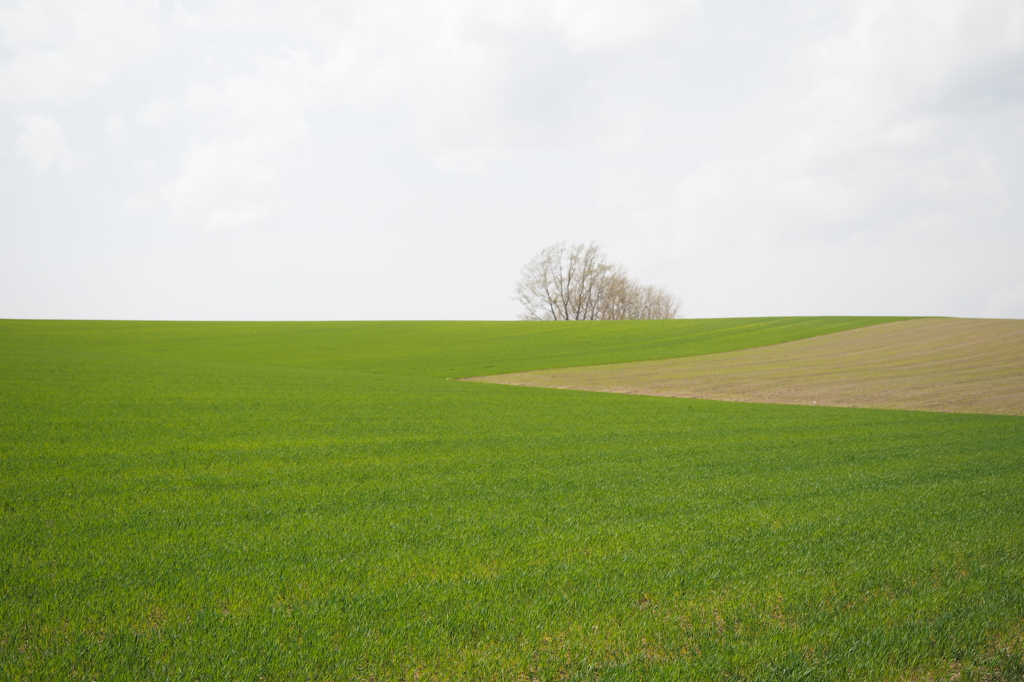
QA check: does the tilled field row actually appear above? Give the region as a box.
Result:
[469,318,1024,415]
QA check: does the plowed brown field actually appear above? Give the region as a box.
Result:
[468,318,1024,415]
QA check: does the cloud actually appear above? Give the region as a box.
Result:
[126,39,330,228]
[0,0,163,106]
[547,0,701,52]
[159,139,278,229]
[656,0,1021,251]
[119,0,705,226]
[15,114,84,172]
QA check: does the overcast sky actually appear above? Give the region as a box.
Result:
[2,0,1022,321]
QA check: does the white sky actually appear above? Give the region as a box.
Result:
[2,0,1022,321]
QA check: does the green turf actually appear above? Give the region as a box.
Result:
[2,317,1023,681]
[0,316,900,378]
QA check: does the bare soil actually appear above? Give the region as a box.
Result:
[467,318,1024,415]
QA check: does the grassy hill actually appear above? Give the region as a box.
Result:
[2,317,1022,680]
[0,316,898,377]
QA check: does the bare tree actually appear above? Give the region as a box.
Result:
[596,273,681,320]
[515,242,681,320]
[514,242,615,320]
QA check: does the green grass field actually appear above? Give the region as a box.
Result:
[2,317,1023,681]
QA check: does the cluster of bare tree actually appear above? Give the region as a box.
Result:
[515,242,681,321]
